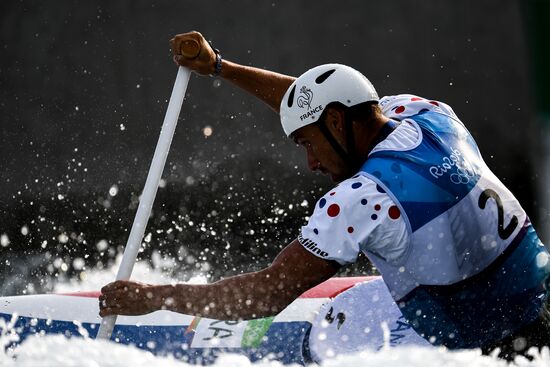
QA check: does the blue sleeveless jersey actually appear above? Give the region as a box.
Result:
[359,110,550,348]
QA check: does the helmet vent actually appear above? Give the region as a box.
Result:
[287,85,296,108]
[315,69,336,84]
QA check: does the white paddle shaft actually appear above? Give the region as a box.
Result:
[97,66,191,340]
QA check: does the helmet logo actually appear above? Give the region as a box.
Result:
[297,86,313,110]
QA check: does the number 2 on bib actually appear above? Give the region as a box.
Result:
[478,188,519,240]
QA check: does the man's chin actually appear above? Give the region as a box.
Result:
[329,170,355,183]
[330,173,345,183]
[319,167,353,183]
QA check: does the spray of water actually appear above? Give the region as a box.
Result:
[2,258,549,366]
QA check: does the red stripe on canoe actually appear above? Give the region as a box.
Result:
[299,276,374,298]
[59,276,376,299]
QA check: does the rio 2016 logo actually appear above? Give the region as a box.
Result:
[429,148,477,184]
[450,167,476,184]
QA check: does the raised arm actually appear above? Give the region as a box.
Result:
[99,240,339,320]
[170,31,295,113]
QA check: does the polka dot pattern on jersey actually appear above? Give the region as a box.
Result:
[318,175,401,236]
[389,205,401,220]
[327,204,340,217]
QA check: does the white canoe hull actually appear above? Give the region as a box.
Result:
[0,277,427,364]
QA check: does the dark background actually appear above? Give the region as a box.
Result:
[1,0,547,295]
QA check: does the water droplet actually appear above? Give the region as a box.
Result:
[203,126,213,137]
[96,239,108,251]
[536,252,549,268]
[0,234,10,247]
[109,185,119,196]
[73,258,85,270]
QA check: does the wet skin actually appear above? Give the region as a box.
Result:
[292,107,368,183]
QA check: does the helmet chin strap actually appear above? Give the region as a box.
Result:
[344,113,362,171]
[315,113,362,175]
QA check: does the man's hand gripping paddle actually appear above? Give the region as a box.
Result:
[96,39,200,340]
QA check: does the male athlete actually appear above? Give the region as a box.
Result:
[100,31,550,358]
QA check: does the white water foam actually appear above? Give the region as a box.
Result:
[52,253,207,293]
[1,332,549,367]
[1,258,548,366]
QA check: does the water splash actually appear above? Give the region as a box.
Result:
[2,258,548,366]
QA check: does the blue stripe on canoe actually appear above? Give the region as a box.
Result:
[0,313,310,365]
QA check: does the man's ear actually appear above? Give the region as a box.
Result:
[324,107,345,133]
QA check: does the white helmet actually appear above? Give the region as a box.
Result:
[280,64,379,137]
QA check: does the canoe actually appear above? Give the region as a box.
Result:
[0,276,428,364]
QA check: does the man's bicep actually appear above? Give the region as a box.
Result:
[269,239,340,294]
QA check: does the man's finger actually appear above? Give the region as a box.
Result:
[99,307,117,317]
[169,38,176,55]
[101,283,117,294]
[101,280,126,293]
[174,55,188,66]
[99,294,116,307]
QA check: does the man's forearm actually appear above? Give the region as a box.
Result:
[99,241,337,319]
[219,60,295,113]
[151,269,302,320]
[171,32,294,114]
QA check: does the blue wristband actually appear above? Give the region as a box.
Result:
[207,41,222,76]
[213,48,222,75]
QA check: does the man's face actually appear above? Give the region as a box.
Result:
[292,122,352,183]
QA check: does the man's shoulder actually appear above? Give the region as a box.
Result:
[314,174,388,212]
[379,94,458,121]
